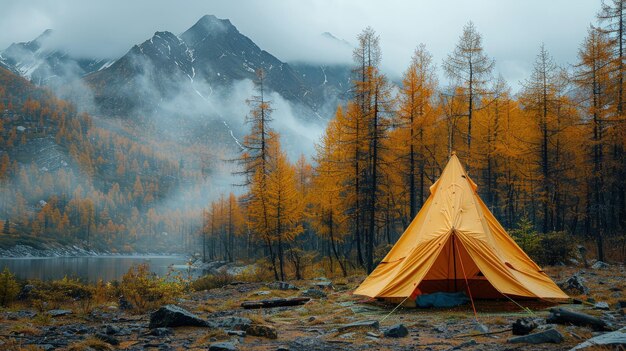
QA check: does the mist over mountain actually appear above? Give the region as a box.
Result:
[0,14,354,252]
[1,15,352,161]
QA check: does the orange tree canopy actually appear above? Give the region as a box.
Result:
[353,153,568,300]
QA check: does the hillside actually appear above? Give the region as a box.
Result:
[0,66,224,252]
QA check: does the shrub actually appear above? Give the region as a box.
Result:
[539,231,574,265]
[510,217,543,260]
[191,271,233,291]
[120,263,184,312]
[0,267,20,307]
[511,218,575,265]
[28,276,94,310]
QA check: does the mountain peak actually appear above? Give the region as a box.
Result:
[181,15,236,46]
[32,29,53,45]
[197,14,232,26]
[321,32,351,47]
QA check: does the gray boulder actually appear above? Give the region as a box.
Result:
[508,328,564,344]
[570,327,626,350]
[559,274,589,295]
[148,305,212,328]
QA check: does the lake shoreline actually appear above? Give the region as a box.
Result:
[0,243,186,259]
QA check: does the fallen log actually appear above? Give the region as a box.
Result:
[241,297,311,309]
[546,308,610,331]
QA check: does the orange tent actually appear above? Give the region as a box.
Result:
[354,153,568,300]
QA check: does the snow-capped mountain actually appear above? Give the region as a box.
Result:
[1,15,352,131]
[1,29,114,86]
[84,15,345,121]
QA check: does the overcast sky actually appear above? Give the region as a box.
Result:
[1,0,601,91]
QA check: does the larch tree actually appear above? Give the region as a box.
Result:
[265,136,304,281]
[311,116,349,276]
[519,44,564,233]
[598,1,626,234]
[395,44,438,219]
[574,26,614,261]
[236,68,274,185]
[443,21,495,169]
[352,27,393,273]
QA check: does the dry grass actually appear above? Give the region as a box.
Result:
[7,323,41,336]
[66,337,113,351]
[31,313,52,326]
[192,329,228,347]
[0,339,44,351]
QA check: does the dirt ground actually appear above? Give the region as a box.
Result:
[1,264,624,350]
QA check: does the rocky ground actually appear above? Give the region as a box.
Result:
[1,263,625,351]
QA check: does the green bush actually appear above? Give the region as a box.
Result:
[120,263,184,312]
[539,231,574,265]
[510,217,574,265]
[510,217,542,260]
[28,276,94,310]
[0,267,20,307]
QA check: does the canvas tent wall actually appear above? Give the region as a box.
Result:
[353,153,568,300]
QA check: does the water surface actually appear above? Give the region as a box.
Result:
[0,255,193,282]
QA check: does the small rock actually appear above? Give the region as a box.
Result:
[94,332,119,346]
[366,331,380,338]
[507,328,564,344]
[384,324,408,338]
[256,290,271,296]
[592,261,609,269]
[209,342,238,351]
[595,302,610,310]
[149,327,172,336]
[338,320,379,332]
[559,274,589,295]
[433,325,447,333]
[105,325,120,335]
[512,318,537,335]
[307,316,317,322]
[216,317,252,330]
[276,346,290,351]
[312,280,334,290]
[47,309,72,317]
[246,324,277,339]
[6,310,36,320]
[268,281,298,290]
[339,332,356,339]
[149,305,212,328]
[39,344,54,351]
[301,289,327,299]
[226,330,246,337]
[618,301,626,309]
